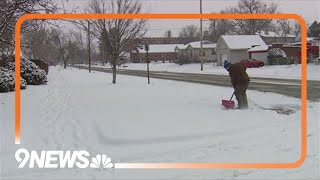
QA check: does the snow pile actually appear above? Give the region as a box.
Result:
[0,67,27,93]
[6,59,47,85]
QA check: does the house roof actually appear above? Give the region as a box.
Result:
[257,31,296,38]
[247,45,269,52]
[221,35,267,50]
[137,44,183,53]
[175,40,216,50]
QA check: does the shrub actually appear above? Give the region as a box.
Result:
[6,59,47,85]
[0,67,27,93]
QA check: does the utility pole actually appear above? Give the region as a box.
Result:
[79,30,82,70]
[200,0,204,71]
[145,44,150,84]
[88,21,91,73]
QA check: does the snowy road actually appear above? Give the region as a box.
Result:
[75,65,320,101]
[0,66,319,179]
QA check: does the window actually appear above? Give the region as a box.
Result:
[199,50,205,57]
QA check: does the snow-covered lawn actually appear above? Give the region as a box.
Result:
[0,66,319,179]
[91,62,320,80]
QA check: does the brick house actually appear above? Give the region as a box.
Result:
[138,37,197,45]
[271,42,319,64]
[266,43,300,64]
[130,44,183,63]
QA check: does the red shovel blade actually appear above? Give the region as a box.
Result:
[222,100,235,109]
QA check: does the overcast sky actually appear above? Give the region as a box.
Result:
[59,0,320,37]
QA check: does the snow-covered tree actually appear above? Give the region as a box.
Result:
[0,67,27,93]
[6,59,47,85]
[267,48,287,58]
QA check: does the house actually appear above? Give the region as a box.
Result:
[248,45,269,64]
[216,35,268,66]
[174,40,216,64]
[267,43,301,64]
[293,36,320,46]
[257,31,296,45]
[138,37,197,45]
[130,44,183,63]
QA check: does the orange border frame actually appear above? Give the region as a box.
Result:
[15,14,307,169]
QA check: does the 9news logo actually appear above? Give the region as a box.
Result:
[15,148,113,169]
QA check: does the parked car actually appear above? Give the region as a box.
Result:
[240,59,264,68]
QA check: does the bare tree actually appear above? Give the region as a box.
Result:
[50,29,70,68]
[208,11,235,42]
[0,0,57,57]
[179,25,199,42]
[226,0,278,35]
[71,30,88,65]
[82,0,147,84]
[22,25,59,63]
[292,20,301,40]
[272,20,293,36]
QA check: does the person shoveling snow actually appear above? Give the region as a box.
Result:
[223,60,250,109]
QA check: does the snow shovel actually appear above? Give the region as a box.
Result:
[222,92,235,109]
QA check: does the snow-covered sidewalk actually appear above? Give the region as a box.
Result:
[0,66,319,179]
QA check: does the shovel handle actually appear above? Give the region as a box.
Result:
[230,92,235,101]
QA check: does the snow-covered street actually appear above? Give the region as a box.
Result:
[0,66,319,179]
[92,62,320,80]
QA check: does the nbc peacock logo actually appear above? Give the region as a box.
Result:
[90,154,114,169]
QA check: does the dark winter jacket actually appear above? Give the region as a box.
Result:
[228,63,250,88]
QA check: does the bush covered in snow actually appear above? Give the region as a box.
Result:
[6,59,47,85]
[267,48,290,65]
[267,48,287,58]
[0,67,27,93]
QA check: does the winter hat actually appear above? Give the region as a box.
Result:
[223,60,231,71]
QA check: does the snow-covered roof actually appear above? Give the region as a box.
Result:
[221,35,267,50]
[175,44,187,49]
[257,31,296,38]
[138,44,183,53]
[175,40,216,50]
[248,45,269,52]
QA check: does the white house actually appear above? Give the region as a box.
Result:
[175,40,216,63]
[216,35,268,66]
[247,45,269,64]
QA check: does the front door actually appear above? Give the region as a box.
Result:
[220,54,228,65]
